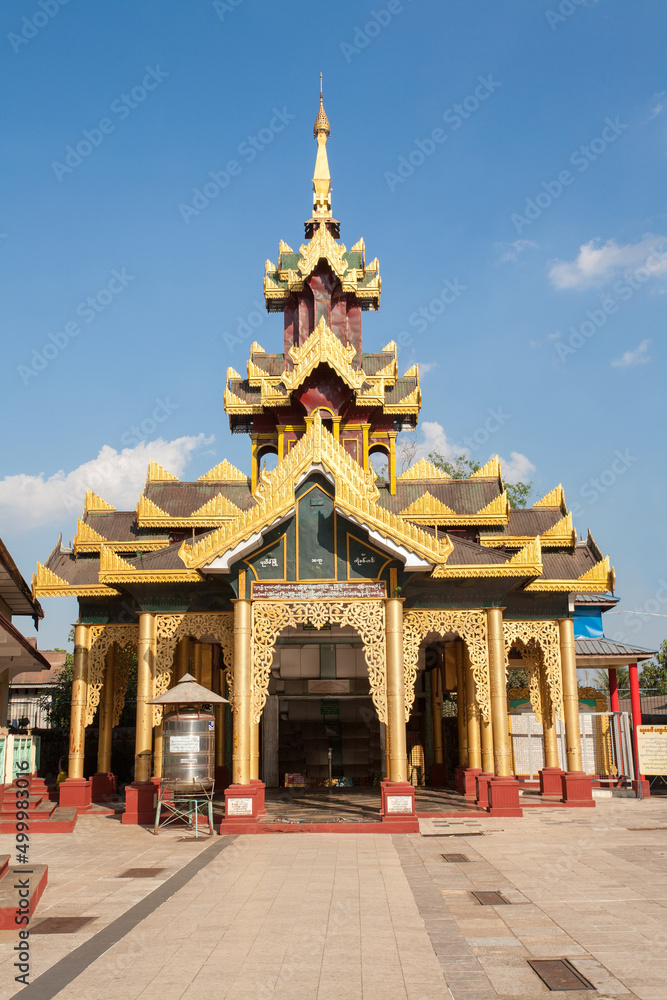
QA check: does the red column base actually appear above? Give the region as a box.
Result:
[380,780,418,826]
[539,767,564,796]
[459,767,482,798]
[59,778,92,812]
[249,778,266,816]
[90,772,117,803]
[122,781,158,825]
[632,778,651,797]
[561,771,595,807]
[430,763,447,788]
[487,776,523,817]
[476,772,494,808]
[455,765,467,794]
[214,765,230,791]
[221,782,265,827]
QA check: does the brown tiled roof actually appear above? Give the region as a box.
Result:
[228,379,264,404]
[575,638,655,660]
[46,550,102,585]
[145,482,255,517]
[251,353,285,376]
[83,511,169,544]
[541,545,601,580]
[377,480,500,516]
[361,352,395,375]
[494,509,562,537]
[11,651,67,687]
[447,536,513,566]
[383,378,417,404]
[122,545,190,572]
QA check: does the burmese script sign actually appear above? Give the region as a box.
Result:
[252,582,385,600]
[636,725,667,775]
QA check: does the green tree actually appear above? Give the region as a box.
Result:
[40,650,73,728]
[639,641,667,692]
[506,668,529,690]
[428,452,534,509]
[592,666,629,694]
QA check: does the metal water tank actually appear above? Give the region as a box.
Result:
[162,710,215,792]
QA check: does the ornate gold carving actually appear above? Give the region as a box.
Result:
[99,546,202,584]
[474,491,510,521]
[32,561,120,598]
[525,554,615,593]
[74,518,167,554]
[431,537,542,579]
[398,492,458,520]
[223,385,264,415]
[470,456,501,480]
[541,511,577,548]
[85,489,116,512]
[253,600,386,723]
[198,459,249,483]
[146,459,178,483]
[398,458,450,482]
[74,519,106,549]
[403,610,490,721]
[503,620,563,721]
[153,613,234,724]
[227,367,242,380]
[278,240,293,254]
[382,341,397,353]
[283,317,366,392]
[383,385,421,414]
[403,363,419,378]
[298,225,348,282]
[534,484,567,512]
[136,494,171,523]
[350,238,365,253]
[86,624,139,726]
[189,494,243,520]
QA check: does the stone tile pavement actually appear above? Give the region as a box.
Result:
[0,796,665,999]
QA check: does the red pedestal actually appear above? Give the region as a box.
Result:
[380,780,416,825]
[430,763,447,788]
[59,778,92,811]
[249,778,266,816]
[632,778,651,797]
[454,765,466,795]
[221,782,265,826]
[561,771,595,807]
[539,767,564,796]
[122,781,158,825]
[214,765,230,791]
[90,772,117,803]
[487,776,522,817]
[476,772,494,808]
[459,767,482,798]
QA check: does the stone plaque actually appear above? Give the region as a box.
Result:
[637,725,667,775]
[308,679,350,694]
[227,798,253,816]
[252,581,385,600]
[386,795,413,814]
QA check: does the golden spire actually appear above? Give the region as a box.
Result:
[312,73,332,218]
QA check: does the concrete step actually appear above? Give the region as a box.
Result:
[0,863,48,930]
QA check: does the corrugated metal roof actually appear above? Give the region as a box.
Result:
[145,483,255,517]
[361,352,394,375]
[498,509,562,536]
[447,535,512,566]
[251,353,285,376]
[84,511,169,543]
[575,637,656,658]
[384,377,417,404]
[377,480,500,516]
[0,537,43,619]
[47,551,102,585]
[575,593,618,605]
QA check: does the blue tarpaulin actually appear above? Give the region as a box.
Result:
[573,608,604,638]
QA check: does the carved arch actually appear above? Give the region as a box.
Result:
[154,613,234,725]
[87,624,139,726]
[252,600,386,724]
[503,620,563,721]
[402,610,489,722]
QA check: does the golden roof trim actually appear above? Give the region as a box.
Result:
[534,484,567,512]
[397,492,459,520]
[479,511,576,549]
[398,458,450,482]
[432,537,542,579]
[147,459,179,483]
[181,416,451,571]
[283,317,366,393]
[32,561,120,598]
[99,547,202,584]
[198,459,249,483]
[85,489,116,513]
[383,385,421,414]
[474,491,510,523]
[470,456,501,481]
[189,494,243,520]
[525,554,615,593]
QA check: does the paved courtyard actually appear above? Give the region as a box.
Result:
[1,796,666,1000]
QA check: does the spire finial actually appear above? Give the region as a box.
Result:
[312,74,332,219]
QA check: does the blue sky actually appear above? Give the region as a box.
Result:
[2,0,666,659]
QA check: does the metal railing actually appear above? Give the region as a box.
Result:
[509,711,634,783]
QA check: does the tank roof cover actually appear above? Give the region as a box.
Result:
[148,672,229,705]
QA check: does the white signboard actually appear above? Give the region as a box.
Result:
[169,735,199,753]
[227,798,253,816]
[386,795,413,814]
[637,725,667,775]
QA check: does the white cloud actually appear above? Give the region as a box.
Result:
[495,239,539,264]
[548,235,667,289]
[611,339,651,369]
[644,91,665,123]
[500,452,536,484]
[547,331,561,341]
[418,362,438,375]
[0,435,212,530]
[412,421,461,461]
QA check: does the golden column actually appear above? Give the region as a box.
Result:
[487,608,512,777]
[455,642,468,767]
[385,598,408,782]
[68,623,91,779]
[232,599,252,785]
[540,666,560,769]
[480,704,495,774]
[388,431,397,495]
[135,613,156,783]
[193,642,203,683]
[250,720,260,780]
[175,637,189,680]
[96,645,115,774]
[465,647,482,770]
[559,618,583,771]
[431,664,444,768]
